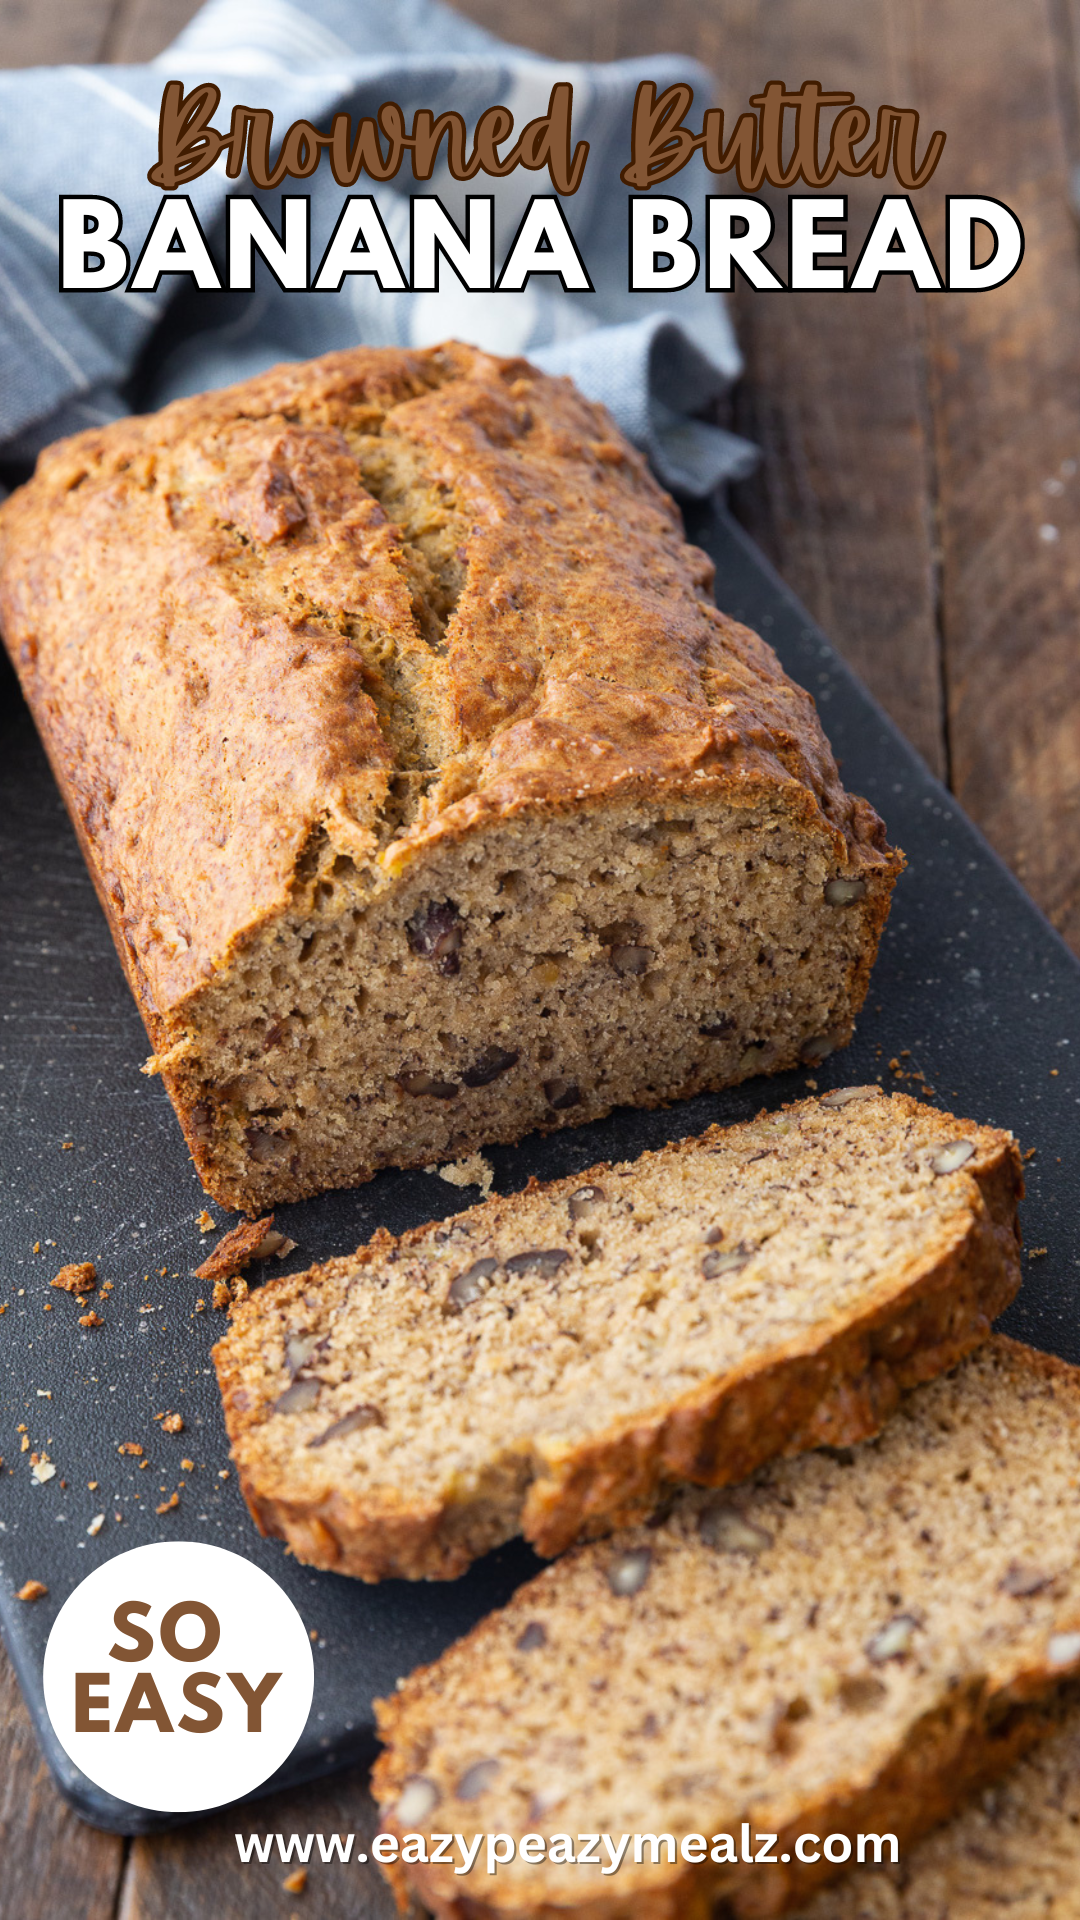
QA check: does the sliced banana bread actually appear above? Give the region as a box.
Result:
[0,342,901,1210]
[371,1338,1080,1920]
[214,1089,1021,1580]
[795,1698,1080,1918]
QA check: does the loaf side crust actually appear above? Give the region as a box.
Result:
[214,1092,1022,1579]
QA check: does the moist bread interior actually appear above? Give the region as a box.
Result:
[187,795,884,1207]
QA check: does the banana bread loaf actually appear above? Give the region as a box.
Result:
[371,1338,1080,1919]
[214,1088,1021,1581]
[0,343,902,1210]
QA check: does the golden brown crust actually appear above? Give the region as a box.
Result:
[213,1092,1022,1580]
[0,340,898,1027]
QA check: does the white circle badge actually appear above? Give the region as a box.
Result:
[43,1541,314,1813]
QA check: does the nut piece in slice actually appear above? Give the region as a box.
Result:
[214,1091,1022,1581]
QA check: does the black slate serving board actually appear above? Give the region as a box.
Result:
[1,500,1077,1834]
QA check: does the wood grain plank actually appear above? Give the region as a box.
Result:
[0,0,120,67]
[446,0,618,60]
[117,1767,398,1920]
[101,0,203,64]
[911,0,1080,948]
[0,1635,124,1920]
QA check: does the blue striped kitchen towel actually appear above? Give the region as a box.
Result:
[0,0,754,494]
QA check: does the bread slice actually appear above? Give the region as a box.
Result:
[0,342,901,1211]
[214,1089,1021,1581]
[794,1698,1080,1918]
[370,1338,1080,1920]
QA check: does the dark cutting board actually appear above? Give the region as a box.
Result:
[1,500,1077,1835]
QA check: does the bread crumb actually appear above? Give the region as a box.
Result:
[282,1868,307,1894]
[195,1215,276,1284]
[32,1242,40,1254]
[30,1456,56,1484]
[160,1412,184,1434]
[16,1580,47,1602]
[87,1514,104,1536]
[195,1298,206,1313]
[212,1281,230,1311]
[88,1480,98,1490]
[43,1302,52,1311]
[61,1141,74,1150]
[79,1310,104,1328]
[51,1261,97,1293]
[155,1492,179,1515]
[181,1457,195,1472]
[427,1152,495,1198]
[118,1442,143,1456]
[19,1435,29,1453]
[196,1209,215,1233]
[1028,1247,1049,1260]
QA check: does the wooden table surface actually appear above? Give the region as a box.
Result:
[2,0,1078,1913]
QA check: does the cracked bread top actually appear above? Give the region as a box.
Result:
[0,341,895,1021]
